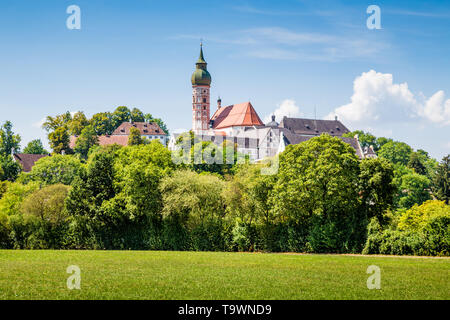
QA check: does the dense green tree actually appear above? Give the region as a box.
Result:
[128,127,143,146]
[21,184,70,225]
[0,121,21,156]
[432,155,450,204]
[420,152,439,180]
[74,125,98,160]
[359,158,396,224]
[343,130,378,151]
[271,134,364,252]
[68,111,89,136]
[66,146,118,221]
[375,137,393,149]
[408,152,427,175]
[130,108,145,122]
[397,173,431,209]
[42,112,72,132]
[0,155,21,181]
[144,113,153,123]
[23,139,49,155]
[113,142,174,219]
[111,106,131,130]
[224,163,276,224]
[42,112,74,154]
[173,135,243,175]
[272,134,360,222]
[48,127,71,154]
[407,149,438,179]
[398,200,449,232]
[66,142,173,230]
[378,141,413,166]
[23,154,85,186]
[90,112,114,135]
[0,182,39,216]
[160,170,226,228]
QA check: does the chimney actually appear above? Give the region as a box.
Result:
[217,97,222,109]
[335,115,338,121]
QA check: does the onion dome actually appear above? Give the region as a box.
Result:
[191,44,212,86]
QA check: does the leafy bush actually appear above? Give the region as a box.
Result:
[363,210,449,256]
[20,154,85,186]
[0,182,39,216]
[398,200,449,231]
[363,225,425,256]
[232,220,253,251]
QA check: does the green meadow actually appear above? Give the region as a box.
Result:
[0,250,448,300]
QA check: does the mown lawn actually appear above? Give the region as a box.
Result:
[0,250,448,300]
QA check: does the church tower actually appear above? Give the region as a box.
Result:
[191,44,212,134]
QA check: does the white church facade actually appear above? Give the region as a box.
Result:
[169,45,376,161]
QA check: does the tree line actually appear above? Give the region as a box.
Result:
[0,120,448,255]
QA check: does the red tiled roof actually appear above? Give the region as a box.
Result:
[112,122,166,135]
[69,121,166,149]
[13,153,49,172]
[210,102,264,129]
[98,135,129,146]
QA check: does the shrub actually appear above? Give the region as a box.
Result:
[363,228,425,256]
[398,200,449,231]
[21,154,85,186]
[0,182,39,216]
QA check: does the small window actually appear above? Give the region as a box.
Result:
[203,98,206,103]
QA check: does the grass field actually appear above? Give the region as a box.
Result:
[0,250,448,300]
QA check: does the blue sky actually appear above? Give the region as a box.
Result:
[0,0,449,159]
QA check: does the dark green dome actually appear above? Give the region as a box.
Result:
[191,68,211,86]
[191,45,212,86]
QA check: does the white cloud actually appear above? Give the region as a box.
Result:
[32,117,46,129]
[264,99,303,123]
[327,70,450,126]
[421,90,450,125]
[173,27,386,62]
